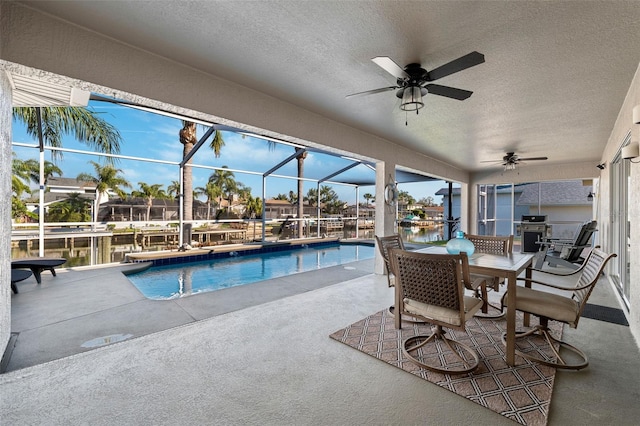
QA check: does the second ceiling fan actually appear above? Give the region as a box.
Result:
[346,51,485,113]
[482,152,549,170]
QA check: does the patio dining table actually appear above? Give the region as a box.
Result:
[417,246,535,366]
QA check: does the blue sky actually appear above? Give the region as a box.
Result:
[11,100,447,205]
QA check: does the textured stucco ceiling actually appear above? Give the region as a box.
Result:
[19,0,640,172]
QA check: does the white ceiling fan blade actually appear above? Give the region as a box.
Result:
[372,56,409,79]
[345,86,398,98]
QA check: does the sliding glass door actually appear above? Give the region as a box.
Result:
[610,136,631,309]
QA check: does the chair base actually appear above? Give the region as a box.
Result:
[403,326,479,374]
[501,325,589,370]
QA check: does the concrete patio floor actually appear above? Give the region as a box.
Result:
[2,246,639,425]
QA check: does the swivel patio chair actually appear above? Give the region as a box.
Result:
[389,249,484,374]
[534,220,597,270]
[375,234,405,287]
[501,247,616,370]
[462,234,514,318]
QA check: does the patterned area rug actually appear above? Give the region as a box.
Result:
[330,309,561,425]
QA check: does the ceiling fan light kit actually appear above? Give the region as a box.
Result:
[399,86,424,111]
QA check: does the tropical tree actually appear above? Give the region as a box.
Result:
[195,181,223,221]
[208,166,236,215]
[179,121,225,221]
[397,190,415,206]
[131,183,170,222]
[305,188,318,207]
[11,156,33,220]
[363,193,374,206]
[167,180,181,199]
[77,161,131,223]
[12,106,122,221]
[20,158,63,184]
[288,190,297,205]
[46,193,93,222]
[13,106,122,163]
[418,196,436,206]
[245,195,263,218]
[317,185,343,214]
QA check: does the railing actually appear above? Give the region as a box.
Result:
[11,216,378,266]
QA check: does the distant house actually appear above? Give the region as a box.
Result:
[263,199,316,220]
[25,177,97,216]
[436,180,593,238]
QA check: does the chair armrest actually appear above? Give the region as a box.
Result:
[465,277,487,291]
[517,277,592,291]
[529,267,582,277]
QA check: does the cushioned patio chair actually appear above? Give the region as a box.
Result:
[389,249,484,374]
[375,234,405,287]
[534,220,597,270]
[462,234,514,318]
[11,257,67,284]
[501,247,616,369]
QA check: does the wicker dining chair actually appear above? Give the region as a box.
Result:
[389,248,485,374]
[463,234,514,318]
[375,234,405,287]
[501,247,616,369]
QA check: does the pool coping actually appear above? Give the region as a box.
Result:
[124,237,373,267]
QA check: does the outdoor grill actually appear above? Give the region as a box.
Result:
[520,215,550,253]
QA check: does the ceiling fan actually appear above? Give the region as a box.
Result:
[346,51,485,114]
[482,152,549,170]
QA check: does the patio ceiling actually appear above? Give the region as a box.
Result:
[13,1,640,172]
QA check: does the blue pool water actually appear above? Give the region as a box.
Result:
[126,243,375,299]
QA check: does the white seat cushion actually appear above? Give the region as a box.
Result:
[404,296,483,327]
[505,286,580,327]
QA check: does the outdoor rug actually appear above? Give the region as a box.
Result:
[582,303,629,326]
[330,309,562,425]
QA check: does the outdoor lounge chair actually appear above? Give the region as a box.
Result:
[534,220,597,270]
[10,269,33,294]
[11,257,67,284]
[501,247,616,369]
[389,249,484,374]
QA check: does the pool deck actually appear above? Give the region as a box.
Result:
[3,240,639,425]
[4,238,378,371]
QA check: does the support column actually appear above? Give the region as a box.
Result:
[0,70,13,358]
[374,161,396,274]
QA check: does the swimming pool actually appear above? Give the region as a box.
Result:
[126,243,375,299]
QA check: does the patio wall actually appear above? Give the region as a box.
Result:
[600,63,640,344]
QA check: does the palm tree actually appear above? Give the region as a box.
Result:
[131,183,170,222]
[179,121,225,221]
[195,181,223,221]
[77,161,131,223]
[13,106,122,162]
[22,159,63,184]
[167,180,181,199]
[11,156,33,220]
[208,166,236,215]
[245,195,262,218]
[363,193,374,206]
[46,193,93,222]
